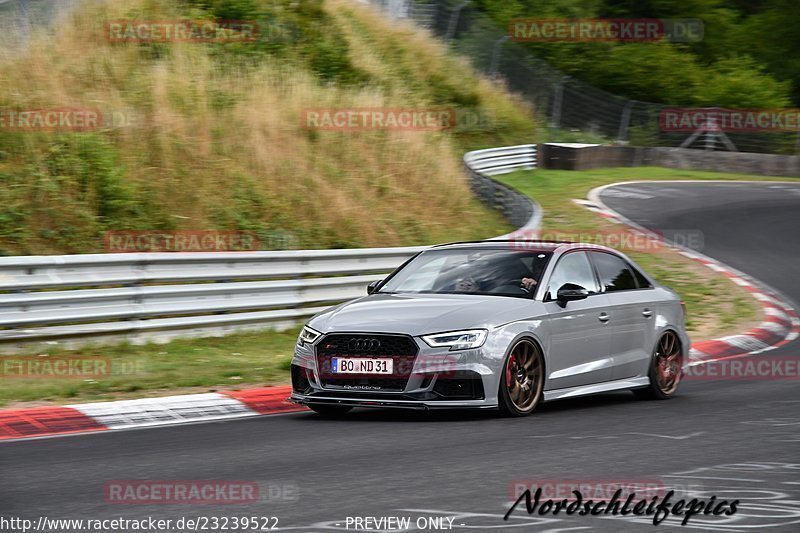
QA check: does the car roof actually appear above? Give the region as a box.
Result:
[430,239,619,254]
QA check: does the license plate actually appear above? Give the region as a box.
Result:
[332,357,393,374]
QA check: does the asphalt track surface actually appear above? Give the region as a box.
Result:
[2,181,799,533]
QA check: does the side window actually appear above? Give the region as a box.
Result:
[590,252,637,292]
[545,252,599,300]
[631,264,653,289]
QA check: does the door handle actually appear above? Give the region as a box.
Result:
[642,309,653,318]
[598,313,611,323]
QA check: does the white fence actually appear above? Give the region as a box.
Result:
[0,145,538,348]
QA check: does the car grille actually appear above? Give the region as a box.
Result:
[315,333,419,392]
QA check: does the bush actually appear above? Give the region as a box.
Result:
[186,0,368,84]
[470,0,797,108]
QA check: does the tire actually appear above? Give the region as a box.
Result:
[634,330,683,400]
[307,404,353,417]
[498,338,545,417]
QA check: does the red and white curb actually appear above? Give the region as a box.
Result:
[580,181,800,365]
[0,386,303,442]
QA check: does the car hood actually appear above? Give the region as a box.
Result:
[308,293,540,336]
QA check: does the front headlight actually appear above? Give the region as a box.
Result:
[297,325,322,346]
[421,329,487,351]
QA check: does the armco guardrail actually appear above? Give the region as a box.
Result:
[0,248,424,347]
[0,145,539,348]
[464,144,540,233]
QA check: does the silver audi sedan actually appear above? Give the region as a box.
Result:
[290,241,688,417]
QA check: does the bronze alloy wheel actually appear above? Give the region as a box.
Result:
[635,330,683,400]
[499,339,544,416]
[654,330,683,395]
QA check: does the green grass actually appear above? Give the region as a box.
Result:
[0,327,300,407]
[496,166,772,339]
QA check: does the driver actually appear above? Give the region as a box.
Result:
[457,276,535,292]
[491,254,539,292]
[453,255,539,293]
[455,278,480,292]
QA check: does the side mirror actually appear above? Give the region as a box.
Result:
[556,283,589,303]
[367,279,383,295]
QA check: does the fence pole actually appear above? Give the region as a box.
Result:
[489,35,510,78]
[617,100,634,142]
[549,76,569,128]
[445,0,470,41]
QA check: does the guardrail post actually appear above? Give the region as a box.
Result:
[445,0,470,42]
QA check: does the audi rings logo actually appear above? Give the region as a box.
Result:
[348,338,381,352]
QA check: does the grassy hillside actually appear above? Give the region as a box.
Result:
[0,0,537,255]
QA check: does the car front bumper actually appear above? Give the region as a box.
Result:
[290,332,502,409]
[289,392,494,410]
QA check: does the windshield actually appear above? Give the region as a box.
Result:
[378,248,552,298]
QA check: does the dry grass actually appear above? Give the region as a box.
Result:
[0,0,539,254]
